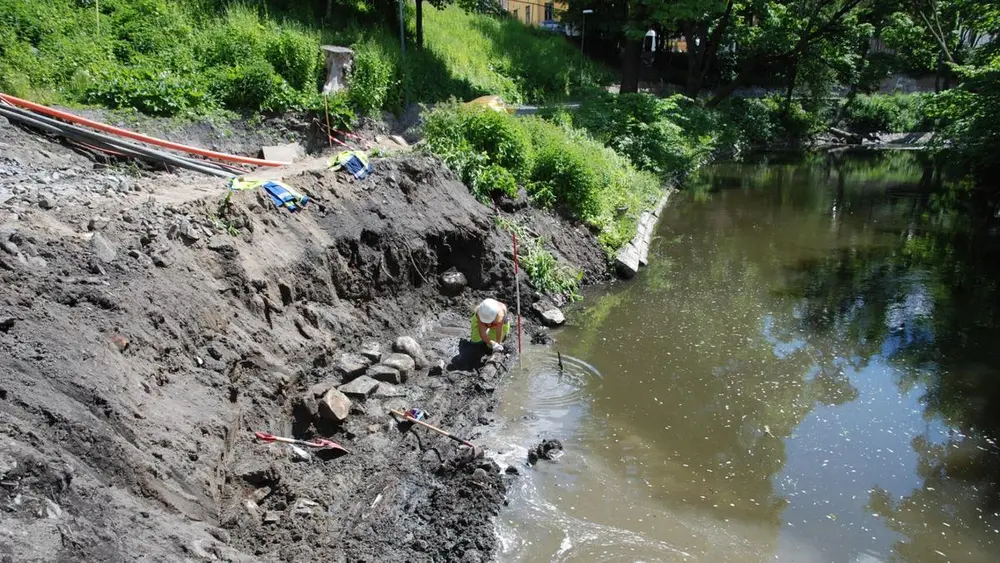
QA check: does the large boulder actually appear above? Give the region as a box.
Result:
[368,364,402,385]
[338,375,380,399]
[359,341,382,363]
[382,353,415,380]
[336,353,372,381]
[318,388,351,422]
[439,269,467,295]
[393,336,428,369]
[532,301,566,327]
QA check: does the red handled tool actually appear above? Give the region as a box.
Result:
[254,431,349,454]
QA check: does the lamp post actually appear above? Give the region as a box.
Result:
[581,9,593,83]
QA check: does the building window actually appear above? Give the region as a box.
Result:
[544,3,553,20]
[525,5,531,24]
[513,8,518,20]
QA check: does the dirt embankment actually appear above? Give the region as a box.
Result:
[0,114,606,561]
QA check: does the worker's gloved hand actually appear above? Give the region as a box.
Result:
[491,342,505,353]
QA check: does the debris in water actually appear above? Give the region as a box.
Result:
[528,439,563,465]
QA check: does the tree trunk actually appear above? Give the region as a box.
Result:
[621,38,642,93]
[416,0,424,49]
[783,59,798,107]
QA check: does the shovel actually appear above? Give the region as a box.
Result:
[254,431,349,454]
[389,409,484,459]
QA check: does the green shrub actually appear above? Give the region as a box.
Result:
[471,164,518,201]
[495,217,581,299]
[463,108,533,180]
[349,41,396,116]
[266,28,322,91]
[573,93,708,181]
[844,93,928,135]
[85,66,213,116]
[424,104,663,254]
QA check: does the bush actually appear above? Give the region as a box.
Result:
[86,66,213,116]
[844,93,928,135]
[266,28,322,91]
[423,104,663,254]
[463,108,533,180]
[471,164,518,201]
[349,41,396,117]
[573,93,710,181]
[495,217,581,299]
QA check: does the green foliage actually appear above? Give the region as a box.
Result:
[463,108,534,179]
[349,40,397,116]
[494,217,582,299]
[423,103,662,254]
[573,93,709,181]
[844,94,931,135]
[85,66,212,116]
[927,53,1000,178]
[1,0,605,119]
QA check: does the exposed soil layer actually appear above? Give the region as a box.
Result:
[0,115,606,561]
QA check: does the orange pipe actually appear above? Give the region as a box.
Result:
[0,93,285,168]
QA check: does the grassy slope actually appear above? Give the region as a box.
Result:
[0,1,609,116]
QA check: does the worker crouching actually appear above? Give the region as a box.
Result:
[471,298,510,353]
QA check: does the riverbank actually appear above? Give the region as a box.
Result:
[0,113,610,560]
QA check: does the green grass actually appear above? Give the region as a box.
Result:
[0,0,610,119]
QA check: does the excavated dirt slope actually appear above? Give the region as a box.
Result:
[0,116,606,562]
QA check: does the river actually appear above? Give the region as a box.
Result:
[489,151,1000,562]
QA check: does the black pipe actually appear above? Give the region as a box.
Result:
[0,104,236,178]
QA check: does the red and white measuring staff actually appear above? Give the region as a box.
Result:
[513,232,523,369]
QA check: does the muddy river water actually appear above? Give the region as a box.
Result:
[488,151,1000,562]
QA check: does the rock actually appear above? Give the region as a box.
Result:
[262,143,304,164]
[263,511,281,524]
[527,439,563,465]
[428,359,445,377]
[90,233,117,263]
[373,382,406,398]
[533,303,565,327]
[439,269,467,295]
[27,256,46,269]
[292,497,318,516]
[381,353,415,379]
[178,218,201,242]
[288,445,310,462]
[318,388,352,422]
[336,353,372,382]
[359,341,382,363]
[368,364,402,385]
[337,375,379,398]
[1,241,17,256]
[87,216,110,232]
[472,468,489,483]
[153,251,174,268]
[37,194,55,210]
[615,242,640,278]
[309,379,336,398]
[392,336,428,368]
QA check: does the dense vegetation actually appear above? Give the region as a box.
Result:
[0,0,609,119]
[423,102,661,253]
[565,0,999,177]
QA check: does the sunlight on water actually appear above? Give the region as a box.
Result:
[494,151,1000,563]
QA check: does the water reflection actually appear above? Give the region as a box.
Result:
[497,150,1000,562]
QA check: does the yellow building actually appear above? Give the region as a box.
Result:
[501,0,566,27]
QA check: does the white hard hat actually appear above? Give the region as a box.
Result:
[477,299,502,324]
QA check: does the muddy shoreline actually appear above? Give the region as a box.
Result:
[0,113,609,561]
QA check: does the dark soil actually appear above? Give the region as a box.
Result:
[0,114,607,561]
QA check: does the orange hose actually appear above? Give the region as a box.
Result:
[0,93,285,168]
